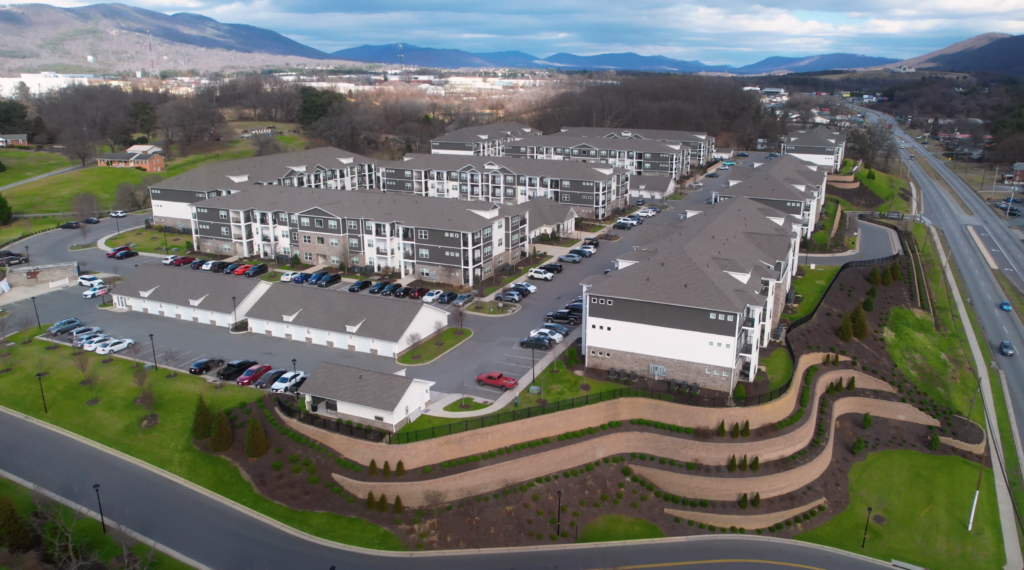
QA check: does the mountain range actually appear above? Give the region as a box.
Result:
[0,3,1021,77]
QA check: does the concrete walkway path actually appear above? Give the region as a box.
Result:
[804,217,901,266]
[0,162,87,193]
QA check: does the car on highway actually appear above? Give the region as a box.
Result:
[110,211,127,218]
[280,271,299,282]
[218,359,258,381]
[170,256,195,266]
[318,274,342,288]
[161,255,179,265]
[422,290,444,303]
[381,283,403,296]
[348,280,372,292]
[539,263,563,274]
[545,309,580,326]
[393,286,413,298]
[82,285,110,299]
[409,287,430,299]
[115,249,139,260]
[232,264,253,275]
[453,292,476,306]
[106,246,131,258]
[527,268,554,281]
[47,318,82,335]
[236,364,273,386]
[569,248,594,258]
[559,253,582,263]
[255,369,287,389]
[368,281,391,294]
[437,292,458,304]
[82,335,113,351]
[494,290,523,303]
[190,259,207,270]
[189,358,224,375]
[96,338,134,355]
[530,328,564,343]
[72,333,106,349]
[270,371,307,393]
[542,323,572,336]
[612,221,632,230]
[291,273,312,284]
[244,264,269,278]
[1001,301,1013,311]
[60,221,80,229]
[1002,341,1016,357]
[520,335,554,350]
[475,372,518,392]
[78,275,104,287]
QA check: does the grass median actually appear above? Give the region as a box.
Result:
[105,228,190,255]
[0,216,63,246]
[396,327,472,365]
[0,329,403,551]
[783,265,840,321]
[578,514,665,543]
[763,346,794,391]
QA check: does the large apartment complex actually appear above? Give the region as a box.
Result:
[555,127,716,166]
[503,135,690,180]
[428,122,541,156]
[780,127,847,172]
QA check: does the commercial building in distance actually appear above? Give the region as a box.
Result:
[780,127,847,172]
[429,122,541,156]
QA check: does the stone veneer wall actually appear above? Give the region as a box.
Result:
[597,349,735,391]
[664,497,826,530]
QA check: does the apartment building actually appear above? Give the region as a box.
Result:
[780,127,847,172]
[556,127,715,166]
[502,135,690,180]
[429,122,541,156]
[190,187,531,287]
[149,148,376,228]
[375,154,629,220]
[581,197,800,393]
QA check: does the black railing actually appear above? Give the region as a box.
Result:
[277,397,391,443]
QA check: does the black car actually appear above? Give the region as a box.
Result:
[206,261,229,272]
[82,217,100,224]
[222,264,241,274]
[508,283,532,297]
[0,250,20,258]
[583,238,600,248]
[217,359,258,380]
[539,263,563,274]
[737,152,749,157]
[318,274,342,288]
[244,264,269,278]
[545,310,580,326]
[635,199,646,206]
[114,250,139,259]
[0,256,27,267]
[381,283,402,296]
[368,281,391,294]
[565,302,584,315]
[348,280,372,292]
[189,358,224,375]
[520,336,553,350]
[255,369,288,389]
[612,222,632,230]
[60,221,80,229]
[437,291,458,304]
[394,286,413,298]
[190,259,206,270]
[569,248,594,258]
[705,172,720,178]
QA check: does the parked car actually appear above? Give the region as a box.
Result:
[114,250,139,260]
[72,333,105,349]
[1002,341,1016,356]
[255,369,287,389]
[453,292,476,306]
[82,285,110,299]
[527,268,554,281]
[202,260,225,271]
[612,222,632,230]
[170,256,195,267]
[559,253,582,263]
[542,323,572,336]
[348,280,372,292]
[291,273,312,284]
[686,182,703,189]
[636,209,656,218]
[218,360,258,381]
[422,289,444,303]
[1008,197,1024,204]
[270,371,307,393]
[82,335,113,351]
[583,237,600,248]
[625,214,643,224]
[475,371,518,392]
[161,255,179,265]
[766,152,780,158]
[512,281,537,294]
[437,292,458,304]
[69,326,101,339]
[236,364,273,386]
[635,199,646,206]
[47,318,82,335]
[381,283,402,296]
[222,264,241,274]
[280,271,298,282]
[1001,301,1013,312]
[565,302,584,315]
[96,338,134,355]
[394,286,413,298]
[616,218,639,226]
[545,310,580,326]
[409,287,431,299]
[578,245,597,255]
[60,221,80,229]
[0,256,26,267]
[705,172,720,178]
[78,275,104,287]
[307,271,328,285]
[232,264,253,275]
[737,152,749,157]
[318,274,342,288]
[82,217,100,224]
[368,281,391,294]
[110,211,127,218]
[718,165,730,171]
[495,290,523,303]
[520,335,553,350]
[539,263,563,274]
[244,264,268,278]
[530,328,564,343]
[190,259,207,270]
[189,358,224,375]
[106,246,131,258]
[569,248,594,258]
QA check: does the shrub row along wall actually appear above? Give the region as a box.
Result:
[632,397,938,502]
[665,497,827,530]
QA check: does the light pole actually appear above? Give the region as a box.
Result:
[92,484,106,534]
[556,490,562,536]
[292,358,297,373]
[231,296,237,329]
[861,506,873,548]
[114,214,120,236]
[30,296,40,329]
[24,245,28,260]
[149,333,158,370]
[35,372,47,414]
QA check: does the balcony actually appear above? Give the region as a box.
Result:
[375,248,390,256]
[742,317,756,328]
[740,343,753,356]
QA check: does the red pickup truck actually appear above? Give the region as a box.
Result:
[476,372,518,392]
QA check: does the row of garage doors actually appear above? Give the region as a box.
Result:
[248,318,396,358]
[115,296,231,328]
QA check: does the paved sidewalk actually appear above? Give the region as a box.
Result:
[931,225,1024,570]
[0,162,86,192]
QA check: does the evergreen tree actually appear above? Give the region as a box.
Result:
[847,376,856,390]
[377,493,388,513]
[863,296,874,312]
[833,353,841,365]
[0,496,32,552]
[868,285,877,298]
[383,461,392,478]
[191,395,213,440]
[929,432,940,451]
[740,420,750,437]
[717,421,726,437]
[369,459,379,476]
[366,491,375,510]
[245,418,271,458]
[751,492,761,508]
[730,423,740,439]
[393,495,404,514]
[862,412,872,429]
[739,493,748,509]
[0,187,9,225]
[867,169,876,180]
[739,456,748,471]
[835,378,844,392]
[750,456,760,472]
[209,412,234,452]
[881,265,892,286]
[868,267,881,285]
[851,306,868,339]
[733,384,746,400]
[822,353,831,365]
[890,262,902,281]
[827,382,835,395]
[837,317,853,341]
[396,460,405,477]
[728,455,737,472]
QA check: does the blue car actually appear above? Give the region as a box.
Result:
[307,271,328,285]
[437,292,458,304]
[291,273,312,284]
[1001,301,1013,312]
[222,263,240,274]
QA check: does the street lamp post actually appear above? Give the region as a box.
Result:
[292,358,297,373]
[30,296,40,329]
[231,296,237,330]
[861,506,873,548]
[92,484,107,534]
[114,214,120,236]
[149,333,158,370]
[35,372,47,414]
[556,490,562,536]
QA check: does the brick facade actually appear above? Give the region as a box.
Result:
[591,347,737,391]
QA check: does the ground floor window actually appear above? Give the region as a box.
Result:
[330,256,340,264]
[419,267,431,277]
[304,252,313,261]
[222,245,231,252]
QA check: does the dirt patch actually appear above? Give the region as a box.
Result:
[873,514,887,525]
[827,184,884,210]
[101,358,114,364]
[44,345,59,351]
[0,369,11,375]
[140,413,159,429]
[79,379,93,386]
[0,352,12,358]
[86,398,99,406]
[165,372,179,379]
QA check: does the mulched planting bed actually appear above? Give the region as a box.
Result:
[827,184,884,210]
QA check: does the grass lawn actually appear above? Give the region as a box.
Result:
[856,165,909,213]
[162,141,256,178]
[4,167,149,215]
[577,514,665,543]
[481,255,552,296]
[443,398,491,412]
[106,228,190,255]
[763,346,794,390]
[798,451,1003,570]
[0,148,74,186]
[0,477,193,570]
[783,265,841,321]
[396,327,472,365]
[0,329,402,551]
[811,199,841,247]
[0,216,63,246]
[468,300,517,315]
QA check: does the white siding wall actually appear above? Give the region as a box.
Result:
[152,200,194,221]
[430,149,475,156]
[250,319,266,334]
[395,306,450,353]
[586,317,738,368]
[788,153,834,169]
[113,296,228,327]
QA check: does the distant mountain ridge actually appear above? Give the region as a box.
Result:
[890,33,1024,78]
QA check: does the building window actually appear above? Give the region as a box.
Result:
[592,298,598,303]
[314,219,323,228]
[719,314,725,320]
[329,238,338,246]
[221,227,229,236]
[316,237,324,245]
[222,245,232,252]
[727,315,734,321]
[349,238,359,248]
[561,180,570,189]
[304,253,313,261]
[562,194,570,202]
[365,221,373,231]
[290,231,298,241]
[497,238,503,247]
[717,343,722,347]
[418,229,429,240]
[483,227,491,238]
[219,211,228,220]
[301,217,310,226]
[303,235,311,243]
[418,248,429,259]
[328,220,338,230]
[290,214,298,224]
[710,313,715,319]
[348,220,358,230]
[607,300,613,306]
[280,230,289,239]
[331,256,340,264]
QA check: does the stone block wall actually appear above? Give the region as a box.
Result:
[595,349,735,392]
[7,262,78,287]
[665,498,826,530]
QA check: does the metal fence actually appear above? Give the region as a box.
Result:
[277,398,390,443]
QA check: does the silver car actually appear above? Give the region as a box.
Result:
[453,292,476,307]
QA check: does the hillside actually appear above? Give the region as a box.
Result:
[734,53,899,74]
[892,32,1011,69]
[923,34,1024,77]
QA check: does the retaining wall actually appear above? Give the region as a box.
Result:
[664,497,826,529]
[7,262,78,287]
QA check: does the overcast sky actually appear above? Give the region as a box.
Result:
[47,0,1024,65]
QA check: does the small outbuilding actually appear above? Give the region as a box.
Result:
[299,362,434,432]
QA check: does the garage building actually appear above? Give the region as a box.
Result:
[299,362,434,432]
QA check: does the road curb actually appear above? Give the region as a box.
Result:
[394,328,474,367]
[97,225,145,253]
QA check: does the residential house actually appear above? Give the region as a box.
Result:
[1012,162,1024,184]
[0,134,28,147]
[527,203,580,241]
[555,127,715,166]
[126,144,164,154]
[780,127,847,172]
[298,362,434,432]
[429,122,541,156]
[96,152,165,173]
[503,135,690,179]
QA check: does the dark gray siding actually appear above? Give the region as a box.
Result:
[151,188,214,203]
[412,244,462,266]
[415,228,463,248]
[588,296,739,336]
[750,198,803,216]
[431,141,475,153]
[784,145,834,156]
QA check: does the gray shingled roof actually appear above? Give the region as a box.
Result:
[528,202,579,228]
[434,122,540,143]
[783,127,846,148]
[523,135,688,154]
[114,265,264,315]
[246,284,443,342]
[0,134,28,140]
[300,362,422,413]
[379,153,627,181]
[557,127,709,144]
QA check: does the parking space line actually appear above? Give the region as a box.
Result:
[503,354,535,360]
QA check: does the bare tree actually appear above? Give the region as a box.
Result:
[71,192,98,221]
[406,332,422,355]
[162,347,180,377]
[124,340,143,366]
[116,533,156,570]
[455,308,465,332]
[78,222,91,245]
[433,319,445,346]
[58,127,96,166]
[72,350,90,381]
[15,315,31,336]
[253,134,283,156]
[32,496,101,570]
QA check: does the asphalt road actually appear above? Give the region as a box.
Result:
[0,409,888,570]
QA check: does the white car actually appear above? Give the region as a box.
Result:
[579,245,597,254]
[78,275,104,287]
[271,371,307,393]
[527,268,554,281]
[96,338,134,355]
[201,260,219,270]
[82,335,113,351]
[110,211,127,218]
[636,209,657,218]
[82,285,110,299]
[718,165,730,171]
[530,328,564,343]
[513,281,537,294]
[422,290,444,303]
[161,255,178,265]
[280,271,299,282]
[617,218,639,226]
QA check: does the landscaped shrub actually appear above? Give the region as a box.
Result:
[422,466,432,475]
[730,423,740,439]
[567,347,577,367]
[377,494,388,513]
[740,420,750,437]
[848,376,856,390]
[622,467,632,476]
[308,475,320,485]
[739,456,748,471]
[929,432,940,451]
[837,316,853,341]
[750,456,760,472]
[862,412,872,429]
[852,436,866,455]
[369,459,379,476]
[244,418,271,458]
[728,455,737,472]
[191,395,213,440]
[366,492,375,510]
[869,266,880,285]
[851,306,868,339]
[733,384,746,400]
[827,382,835,395]
[687,462,696,470]
[881,265,892,286]
[393,496,404,514]
[863,296,874,312]
[890,262,902,281]
[752,492,761,508]
[271,461,283,471]
[209,412,234,452]
[717,421,726,437]
[383,461,392,478]
[396,460,405,477]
